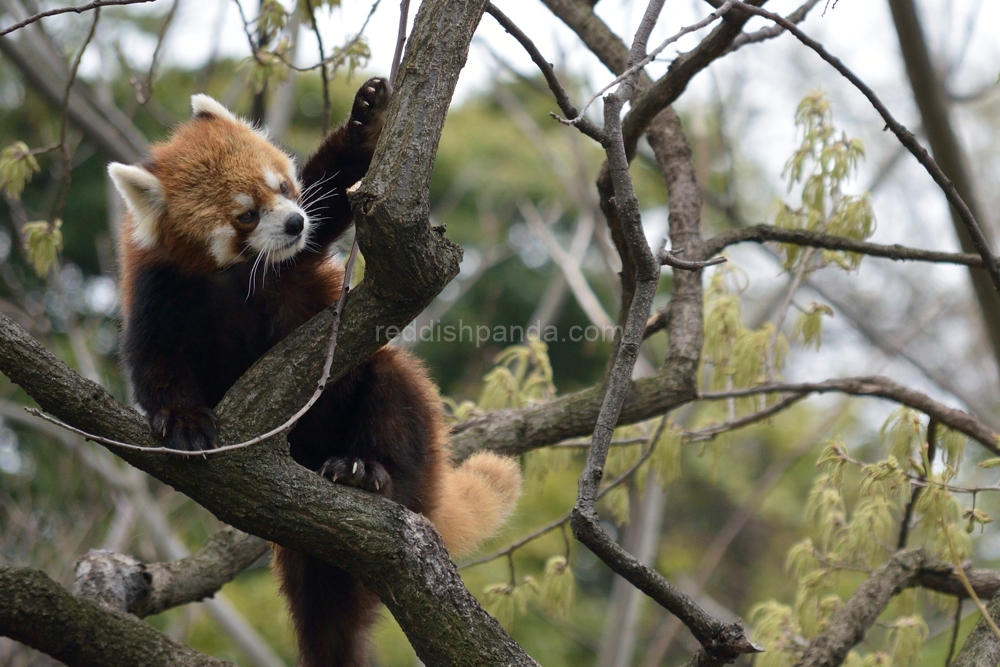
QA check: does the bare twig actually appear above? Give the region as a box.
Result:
[701,376,1000,454]
[701,223,993,268]
[484,2,604,143]
[0,0,154,37]
[389,0,410,85]
[729,0,822,50]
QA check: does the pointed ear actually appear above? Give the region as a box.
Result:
[190,94,237,123]
[108,163,165,250]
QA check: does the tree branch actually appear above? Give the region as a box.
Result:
[0,0,155,37]
[0,566,236,667]
[951,593,1000,667]
[700,376,999,455]
[797,549,925,667]
[701,224,991,268]
[73,527,268,619]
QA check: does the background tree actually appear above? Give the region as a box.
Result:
[2,0,1000,666]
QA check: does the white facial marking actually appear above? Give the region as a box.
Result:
[190,94,238,122]
[245,194,310,263]
[233,193,253,210]
[209,226,239,266]
[107,163,166,250]
[263,168,280,191]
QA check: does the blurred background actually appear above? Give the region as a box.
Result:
[2,0,1000,665]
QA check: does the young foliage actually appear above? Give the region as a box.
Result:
[540,556,575,619]
[0,141,40,199]
[22,220,63,277]
[775,92,875,272]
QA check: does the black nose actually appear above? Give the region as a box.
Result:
[284,213,304,236]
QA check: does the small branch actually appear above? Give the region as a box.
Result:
[659,246,726,271]
[683,393,806,441]
[700,376,1000,455]
[731,1,1000,298]
[897,418,935,549]
[74,528,268,619]
[389,0,409,85]
[701,223,991,268]
[796,549,925,667]
[572,1,736,123]
[729,0,822,51]
[484,2,604,143]
[0,0,154,37]
[941,519,1000,643]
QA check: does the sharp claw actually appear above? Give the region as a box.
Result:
[360,100,369,107]
[374,480,380,491]
[352,461,359,474]
[352,120,362,126]
[331,472,341,483]
[365,86,375,93]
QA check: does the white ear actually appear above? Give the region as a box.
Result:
[108,163,165,250]
[191,94,237,122]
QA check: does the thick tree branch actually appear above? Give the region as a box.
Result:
[73,528,268,619]
[701,224,991,268]
[796,549,925,667]
[0,566,236,667]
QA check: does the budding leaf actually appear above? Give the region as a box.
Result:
[0,141,40,200]
[22,219,62,277]
[541,556,575,618]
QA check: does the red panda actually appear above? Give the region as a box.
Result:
[108,78,521,667]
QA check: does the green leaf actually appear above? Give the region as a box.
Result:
[541,556,575,618]
[22,219,63,277]
[978,457,1000,469]
[793,303,834,349]
[0,141,40,200]
[600,486,630,526]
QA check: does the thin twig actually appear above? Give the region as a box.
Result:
[389,0,409,86]
[570,1,736,124]
[484,2,604,143]
[28,240,361,457]
[940,518,1000,642]
[0,0,154,37]
[701,223,993,268]
[729,0,821,51]
[50,6,100,228]
[303,0,330,136]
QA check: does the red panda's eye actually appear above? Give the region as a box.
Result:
[279,182,289,194]
[237,210,258,224]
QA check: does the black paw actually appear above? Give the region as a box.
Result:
[319,457,393,496]
[151,407,218,451]
[347,77,390,145]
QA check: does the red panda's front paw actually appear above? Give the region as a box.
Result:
[319,457,393,497]
[151,407,218,451]
[347,77,390,145]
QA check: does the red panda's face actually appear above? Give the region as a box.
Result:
[108,95,313,274]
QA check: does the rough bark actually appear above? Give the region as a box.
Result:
[794,549,925,667]
[950,593,1000,667]
[73,528,268,618]
[0,566,236,667]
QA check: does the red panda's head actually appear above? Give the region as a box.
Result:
[108,95,310,274]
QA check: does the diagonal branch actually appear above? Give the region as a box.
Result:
[796,549,925,667]
[0,566,236,667]
[730,1,1000,298]
[0,0,155,37]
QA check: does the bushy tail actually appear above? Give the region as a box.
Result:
[428,452,522,557]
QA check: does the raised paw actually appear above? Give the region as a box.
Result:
[151,407,218,451]
[347,77,390,145]
[319,457,393,497]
